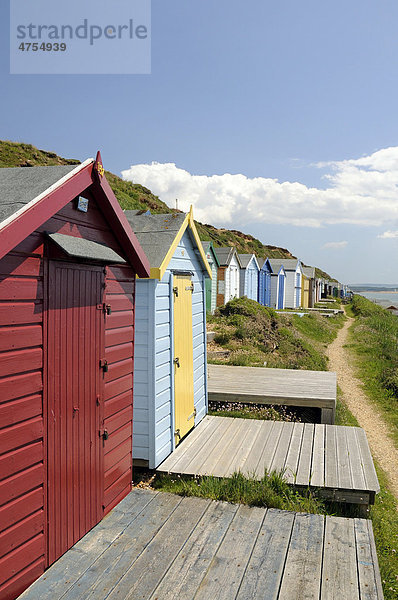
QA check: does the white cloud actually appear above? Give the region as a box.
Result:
[121,146,398,229]
[322,241,348,249]
[378,230,398,239]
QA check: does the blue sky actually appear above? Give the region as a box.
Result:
[2,1,398,283]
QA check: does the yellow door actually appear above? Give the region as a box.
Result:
[173,275,194,445]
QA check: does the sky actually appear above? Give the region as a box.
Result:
[1,1,398,283]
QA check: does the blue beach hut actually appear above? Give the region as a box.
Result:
[258,258,273,307]
[125,209,212,468]
[238,253,260,301]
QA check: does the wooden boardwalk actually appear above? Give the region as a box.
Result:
[20,488,384,600]
[158,416,380,506]
[208,364,337,424]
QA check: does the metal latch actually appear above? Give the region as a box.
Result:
[188,407,196,421]
[99,428,109,441]
[173,286,179,297]
[97,303,112,315]
[100,359,108,373]
[173,357,180,368]
[185,284,194,292]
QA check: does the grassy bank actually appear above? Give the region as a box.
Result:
[152,471,325,514]
[207,296,345,370]
[335,395,398,600]
[347,294,398,448]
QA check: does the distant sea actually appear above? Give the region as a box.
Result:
[359,291,398,308]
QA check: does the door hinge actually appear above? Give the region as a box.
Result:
[173,286,179,297]
[173,357,180,368]
[174,429,181,441]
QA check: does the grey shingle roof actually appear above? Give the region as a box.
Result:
[269,258,299,272]
[302,266,315,278]
[124,212,187,269]
[238,253,260,270]
[47,232,125,264]
[213,247,241,267]
[0,165,80,225]
[201,241,211,254]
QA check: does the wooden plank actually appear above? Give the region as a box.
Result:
[269,421,295,473]
[355,428,380,494]
[336,427,353,490]
[283,422,304,484]
[149,501,238,600]
[19,489,157,599]
[278,512,324,600]
[365,518,385,600]
[207,364,337,410]
[201,418,248,478]
[321,516,360,600]
[310,424,325,488]
[325,425,339,488]
[295,423,315,486]
[239,420,275,476]
[104,497,210,600]
[255,421,285,477]
[50,492,182,600]
[158,415,221,473]
[236,509,295,600]
[345,428,366,492]
[190,418,239,476]
[226,418,263,475]
[193,504,265,600]
[354,518,381,600]
[210,418,258,478]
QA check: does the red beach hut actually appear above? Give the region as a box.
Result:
[0,153,149,599]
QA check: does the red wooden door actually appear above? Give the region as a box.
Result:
[47,261,104,566]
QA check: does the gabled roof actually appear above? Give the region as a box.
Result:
[0,152,150,277]
[260,257,274,273]
[125,207,212,280]
[269,258,300,272]
[302,266,315,278]
[201,241,220,267]
[213,246,242,268]
[238,253,260,271]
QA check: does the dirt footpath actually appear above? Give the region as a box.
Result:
[327,316,398,501]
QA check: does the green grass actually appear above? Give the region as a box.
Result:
[347,295,398,448]
[153,471,325,514]
[208,296,345,371]
[208,402,298,421]
[335,393,398,600]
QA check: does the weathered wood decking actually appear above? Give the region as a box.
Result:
[208,364,337,424]
[158,416,380,505]
[20,488,384,600]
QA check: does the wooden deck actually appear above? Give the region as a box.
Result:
[158,416,380,505]
[20,488,384,600]
[208,364,337,424]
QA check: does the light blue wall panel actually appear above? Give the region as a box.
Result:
[133,228,208,469]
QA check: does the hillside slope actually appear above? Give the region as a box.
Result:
[0,139,330,269]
